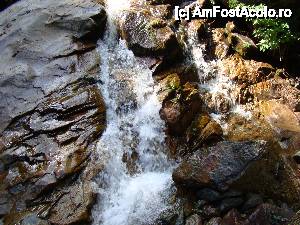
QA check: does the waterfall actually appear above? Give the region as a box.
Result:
[185,21,252,121]
[92,1,174,224]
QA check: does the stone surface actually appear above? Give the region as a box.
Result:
[160,74,201,136]
[0,0,106,224]
[221,55,274,86]
[120,3,182,74]
[185,214,202,225]
[222,209,244,225]
[196,188,222,202]
[173,141,266,191]
[245,203,293,225]
[242,193,263,211]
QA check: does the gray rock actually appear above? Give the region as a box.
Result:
[185,214,202,225]
[196,188,222,202]
[219,197,244,213]
[0,0,106,224]
[242,193,263,211]
[206,217,222,225]
[172,141,267,191]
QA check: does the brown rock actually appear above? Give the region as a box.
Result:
[120,7,181,58]
[221,55,275,86]
[172,141,267,191]
[245,203,294,225]
[186,113,223,151]
[222,209,245,225]
[160,75,201,136]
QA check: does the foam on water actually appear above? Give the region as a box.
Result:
[185,22,252,120]
[100,172,173,225]
[92,1,174,224]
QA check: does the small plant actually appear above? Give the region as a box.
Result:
[228,1,299,59]
[167,76,181,92]
[252,18,298,52]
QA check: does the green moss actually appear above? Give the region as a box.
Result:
[149,18,166,29]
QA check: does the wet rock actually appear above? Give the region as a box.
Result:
[160,75,201,136]
[186,113,223,152]
[120,5,182,73]
[48,181,95,225]
[231,33,257,58]
[226,113,276,142]
[221,55,275,86]
[18,214,50,225]
[245,203,294,225]
[212,28,231,59]
[222,209,245,225]
[196,188,222,202]
[258,100,300,134]
[200,205,220,219]
[206,217,222,225]
[231,144,300,207]
[241,75,300,110]
[226,111,300,206]
[219,197,244,213]
[173,141,267,191]
[185,214,202,225]
[289,210,300,225]
[221,190,243,199]
[212,21,257,59]
[121,10,177,56]
[242,193,264,211]
[0,0,106,223]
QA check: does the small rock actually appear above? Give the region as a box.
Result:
[246,203,294,225]
[201,205,221,219]
[222,209,245,225]
[196,188,222,202]
[205,217,222,225]
[242,193,263,211]
[221,190,243,199]
[219,197,244,213]
[293,151,300,164]
[185,214,202,225]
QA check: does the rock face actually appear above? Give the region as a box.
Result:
[0,0,106,224]
[173,141,267,191]
[159,74,202,137]
[120,3,182,74]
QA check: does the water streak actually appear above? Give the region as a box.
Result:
[92,1,174,224]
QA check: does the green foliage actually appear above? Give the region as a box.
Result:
[228,0,240,8]
[252,18,297,52]
[228,1,299,53]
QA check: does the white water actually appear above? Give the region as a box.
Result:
[92,1,174,224]
[186,22,251,119]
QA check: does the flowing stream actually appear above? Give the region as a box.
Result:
[92,1,252,224]
[185,22,252,123]
[92,1,174,224]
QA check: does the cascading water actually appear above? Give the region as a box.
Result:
[185,20,252,122]
[92,1,174,224]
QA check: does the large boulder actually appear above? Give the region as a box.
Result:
[120,4,182,73]
[159,74,202,136]
[173,132,300,206]
[172,141,267,191]
[0,0,106,224]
